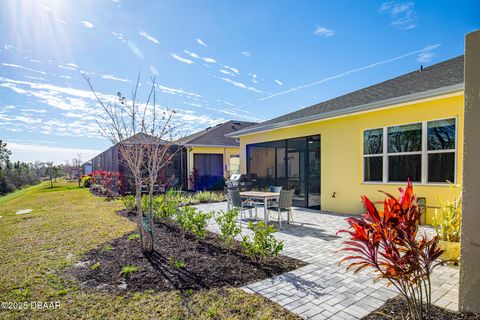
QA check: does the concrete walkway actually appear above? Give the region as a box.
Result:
[194,202,460,320]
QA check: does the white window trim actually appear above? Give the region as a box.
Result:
[362,116,457,185]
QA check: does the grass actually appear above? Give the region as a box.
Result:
[0,181,298,319]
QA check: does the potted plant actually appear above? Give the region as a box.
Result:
[434,183,462,262]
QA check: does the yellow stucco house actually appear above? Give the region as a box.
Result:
[227,55,464,224]
[176,120,256,190]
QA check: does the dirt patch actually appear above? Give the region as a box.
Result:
[65,210,306,293]
[363,297,480,320]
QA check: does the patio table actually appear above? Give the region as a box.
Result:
[239,191,280,225]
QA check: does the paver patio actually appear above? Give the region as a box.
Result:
[194,202,460,320]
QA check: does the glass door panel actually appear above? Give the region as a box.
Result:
[307,136,321,209]
[287,138,307,207]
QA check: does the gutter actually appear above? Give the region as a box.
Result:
[225,83,464,138]
[183,144,239,148]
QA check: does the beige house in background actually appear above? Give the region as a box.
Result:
[176,120,256,190]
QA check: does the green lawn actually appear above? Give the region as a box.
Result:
[0,181,298,319]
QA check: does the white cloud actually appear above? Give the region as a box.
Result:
[379,1,417,30]
[241,51,251,57]
[60,75,72,79]
[101,74,130,82]
[21,108,47,113]
[314,26,335,37]
[24,75,45,81]
[219,69,234,76]
[218,77,262,94]
[260,44,440,101]
[2,44,14,50]
[58,63,79,70]
[184,50,200,59]
[81,20,94,28]
[202,57,216,64]
[274,79,283,86]
[6,142,103,165]
[139,31,160,44]
[196,38,207,47]
[184,50,216,64]
[170,53,194,65]
[223,65,239,75]
[416,44,440,63]
[1,63,47,75]
[156,84,202,98]
[111,31,127,43]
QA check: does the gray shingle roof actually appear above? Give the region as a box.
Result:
[229,55,464,137]
[176,120,257,146]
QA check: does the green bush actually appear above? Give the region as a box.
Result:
[120,265,139,277]
[168,257,186,269]
[122,195,137,212]
[81,175,93,188]
[161,193,180,219]
[241,221,283,262]
[215,208,241,245]
[191,191,226,203]
[176,206,212,238]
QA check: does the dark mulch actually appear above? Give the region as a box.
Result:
[65,209,306,293]
[363,297,480,320]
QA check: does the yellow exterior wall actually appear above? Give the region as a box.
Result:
[186,146,240,189]
[239,92,464,224]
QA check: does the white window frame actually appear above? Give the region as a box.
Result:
[362,117,457,185]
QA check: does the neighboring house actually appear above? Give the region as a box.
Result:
[176,120,256,190]
[87,132,187,190]
[226,55,464,224]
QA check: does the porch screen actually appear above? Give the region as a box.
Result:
[194,154,223,190]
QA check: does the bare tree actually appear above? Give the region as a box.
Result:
[83,73,179,253]
[70,154,83,187]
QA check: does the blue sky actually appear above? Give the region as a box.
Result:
[0,0,478,164]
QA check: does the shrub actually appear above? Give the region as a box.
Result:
[215,208,241,245]
[90,183,107,195]
[161,192,180,219]
[338,181,443,320]
[80,175,93,188]
[176,206,212,238]
[120,265,139,278]
[241,221,283,262]
[102,245,113,252]
[434,183,462,242]
[168,257,186,269]
[122,195,137,212]
[194,191,226,203]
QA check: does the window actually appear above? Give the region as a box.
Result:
[363,118,456,184]
[427,119,456,183]
[363,128,383,182]
[229,155,240,174]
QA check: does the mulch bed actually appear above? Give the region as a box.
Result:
[65,209,306,293]
[363,297,480,320]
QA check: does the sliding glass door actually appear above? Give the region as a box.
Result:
[247,135,320,209]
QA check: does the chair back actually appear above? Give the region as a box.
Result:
[269,186,282,193]
[228,189,243,208]
[278,189,295,209]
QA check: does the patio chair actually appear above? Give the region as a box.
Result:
[267,189,294,229]
[227,189,258,222]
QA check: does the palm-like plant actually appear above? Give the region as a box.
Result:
[338,181,443,320]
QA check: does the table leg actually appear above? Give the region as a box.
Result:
[264,198,268,225]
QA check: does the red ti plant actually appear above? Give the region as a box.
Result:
[338,181,443,320]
